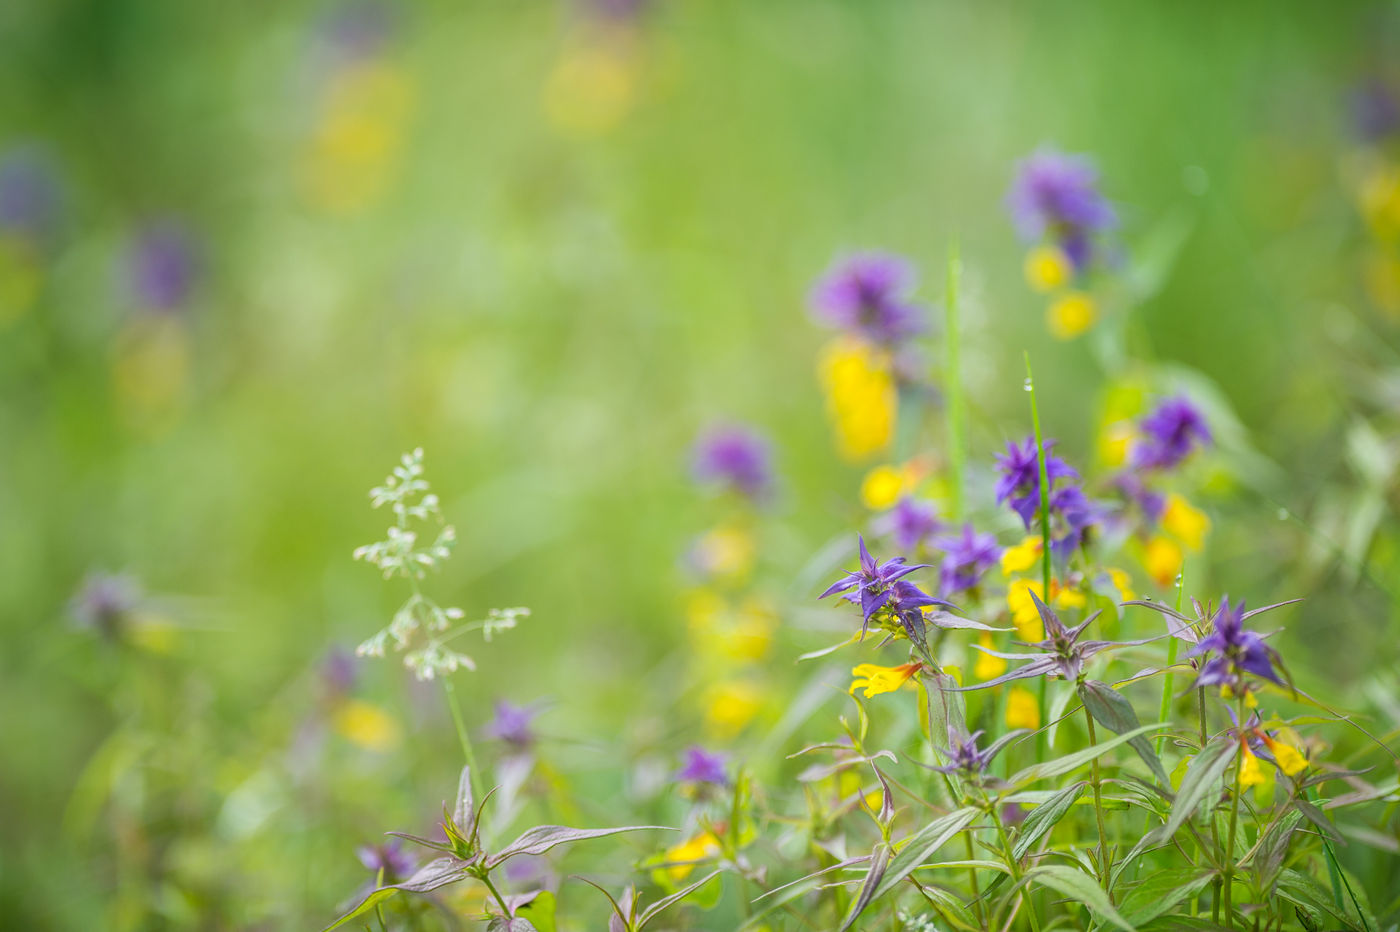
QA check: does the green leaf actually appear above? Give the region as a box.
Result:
[517,889,557,932]
[322,856,471,931]
[1009,722,1164,786]
[837,842,891,932]
[322,888,399,931]
[1079,680,1171,786]
[1251,810,1303,892]
[1277,869,1361,930]
[1118,868,1217,926]
[1014,781,1084,860]
[637,871,722,929]
[1293,798,1344,846]
[1027,865,1136,932]
[1152,738,1237,843]
[869,806,981,902]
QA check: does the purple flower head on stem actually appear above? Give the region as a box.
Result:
[926,726,1024,783]
[995,437,1078,530]
[932,523,999,596]
[485,700,542,748]
[0,145,60,242]
[876,497,942,553]
[1006,149,1117,271]
[321,646,359,696]
[130,220,200,311]
[319,0,397,64]
[1131,397,1211,470]
[357,839,416,882]
[1116,474,1166,524]
[808,252,926,347]
[819,536,949,644]
[1189,598,1283,691]
[691,423,773,502]
[69,571,141,640]
[676,745,728,786]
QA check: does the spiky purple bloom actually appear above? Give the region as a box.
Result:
[1046,484,1101,562]
[69,571,141,639]
[995,437,1078,530]
[485,700,542,748]
[0,146,60,241]
[819,536,949,643]
[357,839,416,882]
[925,727,1023,784]
[691,423,773,501]
[1006,149,1117,270]
[676,746,728,786]
[1189,598,1283,691]
[932,523,999,596]
[876,497,942,553]
[1131,397,1211,470]
[808,252,925,347]
[130,221,199,311]
[961,591,1146,690]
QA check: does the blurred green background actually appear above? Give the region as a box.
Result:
[4,0,1400,927]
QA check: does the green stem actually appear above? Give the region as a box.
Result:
[443,677,484,805]
[1156,565,1185,757]
[1223,695,1245,930]
[1082,703,1113,902]
[962,830,984,928]
[479,871,513,919]
[945,240,965,521]
[989,797,1042,932]
[1025,354,1053,762]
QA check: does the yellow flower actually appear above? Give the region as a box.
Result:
[1104,567,1135,602]
[1238,745,1266,788]
[333,699,401,753]
[860,465,906,511]
[1360,163,1400,243]
[1098,420,1135,468]
[1261,735,1308,777]
[1143,535,1183,587]
[685,588,726,633]
[819,339,896,461]
[543,34,640,138]
[1007,579,1046,641]
[1162,494,1210,552]
[1365,247,1400,318]
[849,662,924,699]
[127,617,178,655]
[1001,536,1042,576]
[1046,291,1097,340]
[1006,686,1041,730]
[304,61,415,214]
[1053,584,1086,610]
[705,681,763,736]
[692,524,755,580]
[661,832,720,882]
[112,314,191,434]
[1024,245,1071,292]
[973,633,1007,681]
[0,236,40,326]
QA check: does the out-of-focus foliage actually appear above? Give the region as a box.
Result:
[4,0,1400,928]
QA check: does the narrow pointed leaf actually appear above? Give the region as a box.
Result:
[1079,680,1171,786]
[1010,723,1163,786]
[486,824,671,867]
[1014,781,1085,860]
[1152,738,1237,843]
[637,870,722,929]
[1118,868,1217,926]
[868,806,981,902]
[837,842,891,932]
[321,857,469,931]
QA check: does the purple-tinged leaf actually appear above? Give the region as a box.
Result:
[486,825,671,868]
[1079,679,1171,786]
[485,919,537,932]
[864,806,980,904]
[637,870,722,929]
[1013,781,1084,860]
[1026,865,1134,932]
[1152,738,1237,843]
[321,856,470,931]
[837,842,891,932]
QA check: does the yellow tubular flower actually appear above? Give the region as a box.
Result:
[1046,291,1097,340]
[1262,735,1308,776]
[1144,535,1183,587]
[1024,244,1071,292]
[849,662,924,699]
[1001,536,1042,576]
[860,465,905,510]
[1098,420,1135,468]
[662,832,720,882]
[1007,579,1045,641]
[1238,745,1266,788]
[1006,686,1041,730]
[333,699,401,753]
[1105,567,1135,602]
[704,681,763,736]
[1162,493,1211,552]
[1052,581,1086,610]
[819,339,896,461]
[973,632,1007,681]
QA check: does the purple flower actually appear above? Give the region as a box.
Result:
[1189,598,1283,691]
[1131,397,1211,470]
[321,646,359,696]
[995,437,1078,530]
[318,0,397,64]
[932,523,999,596]
[808,252,925,346]
[130,220,199,311]
[69,571,141,640]
[692,423,773,501]
[356,840,416,882]
[819,536,947,643]
[1006,149,1117,271]
[876,497,942,552]
[0,145,60,242]
[676,746,728,786]
[926,727,1023,782]
[485,700,542,748]
[1353,79,1400,143]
